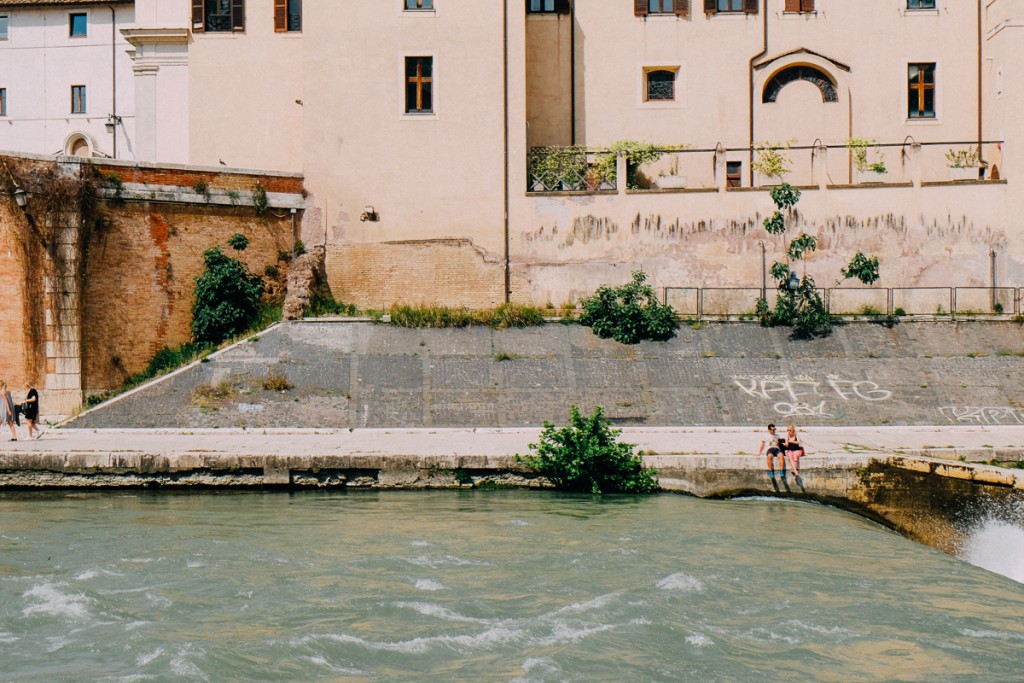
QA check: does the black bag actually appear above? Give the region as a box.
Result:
[12,402,21,426]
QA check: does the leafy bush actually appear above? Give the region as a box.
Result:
[516,405,658,494]
[594,140,667,189]
[579,271,678,344]
[309,293,358,317]
[192,241,265,345]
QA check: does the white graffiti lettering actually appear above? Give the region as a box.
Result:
[733,374,892,419]
[939,406,1024,425]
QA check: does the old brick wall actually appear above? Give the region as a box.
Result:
[327,239,505,309]
[82,202,293,392]
[0,201,30,390]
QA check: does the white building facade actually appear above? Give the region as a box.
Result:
[0,0,136,159]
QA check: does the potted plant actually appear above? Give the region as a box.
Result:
[848,138,887,183]
[945,148,981,181]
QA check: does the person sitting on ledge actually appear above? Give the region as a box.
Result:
[784,424,805,477]
[757,423,785,478]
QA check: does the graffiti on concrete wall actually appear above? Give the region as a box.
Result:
[733,374,892,418]
[939,406,1024,425]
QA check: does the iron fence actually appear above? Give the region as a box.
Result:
[663,286,1021,320]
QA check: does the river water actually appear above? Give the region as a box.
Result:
[2,491,1023,682]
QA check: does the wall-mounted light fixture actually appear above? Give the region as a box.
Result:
[105,114,122,134]
[787,270,800,291]
[13,187,27,208]
[359,205,379,222]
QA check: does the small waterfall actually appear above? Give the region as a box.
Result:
[963,521,1024,584]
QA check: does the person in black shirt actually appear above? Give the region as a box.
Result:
[23,381,42,440]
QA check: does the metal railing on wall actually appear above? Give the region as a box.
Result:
[526,138,1006,193]
[664,287,1021,321]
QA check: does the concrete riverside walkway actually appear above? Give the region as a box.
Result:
[2,424,1023,467]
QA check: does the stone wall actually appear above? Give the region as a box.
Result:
[0,153,304,413]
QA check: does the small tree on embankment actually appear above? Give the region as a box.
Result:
[192,233,266,345]
[516,405,658,494]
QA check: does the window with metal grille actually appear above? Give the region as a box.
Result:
[405,57,433,114]
[71,85,86,114]
[908,63,935,118]
[646,70,676,101]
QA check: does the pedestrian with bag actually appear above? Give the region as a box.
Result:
[22,380,42,439]
[0,380,18,441]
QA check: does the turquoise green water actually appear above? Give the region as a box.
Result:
[1,491,1023,682]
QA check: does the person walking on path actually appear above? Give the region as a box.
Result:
[784,424,805,477]
[0,380,18,441]
[22,381,41,439]
[757,423,785,478]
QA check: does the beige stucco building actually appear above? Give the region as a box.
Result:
[120,1,1024,309]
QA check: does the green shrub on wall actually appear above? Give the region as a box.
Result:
[579,271,678,344]
[192,238,265,345]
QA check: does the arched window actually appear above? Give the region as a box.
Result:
[763,65,837,103]
[65,134,93,157]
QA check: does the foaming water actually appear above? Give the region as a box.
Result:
[2,490,1024,682]
[963,521,1024,583]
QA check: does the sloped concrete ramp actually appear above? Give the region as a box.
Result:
[70,320,1024,429]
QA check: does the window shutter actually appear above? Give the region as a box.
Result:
[785,0,799,10]
[674,0,690,17]
[191,0,204,31]
[704,0,717,14]
[744,0,759,13]
[801,0,815,10]
[231,0,245,31]
[555,0,571,13]
[635,0,648,16]
[274,0,286,31]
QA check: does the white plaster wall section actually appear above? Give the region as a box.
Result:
[733,373,892,419]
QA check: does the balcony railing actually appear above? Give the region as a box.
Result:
[663,286,1020,320]
[527,139,1006,194]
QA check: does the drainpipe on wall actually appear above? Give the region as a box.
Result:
[977,0,983,162]
[108,4,117,159]
[747,0,768,186]
[570,0,576,145]
[503,0,511,303]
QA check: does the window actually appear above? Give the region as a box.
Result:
[784,0,815,11]
[69,13,87,37]
[528,0,570,13]
[405,57,433,114]
[274,0,301,31]
[0,15,8,41]
[908,63,935,118]
[763,65,836,103]
[71,85,87,114]
[646,70,676,101]
[726,161,742,188]
[192,0,245,33]
[704,0,757,13]
[635,0,689,16]
[907,0,935,8]
[405,0,433,9]
[0,89,6,117]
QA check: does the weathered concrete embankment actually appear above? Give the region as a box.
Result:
[2,427,1022,555]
